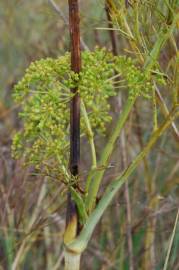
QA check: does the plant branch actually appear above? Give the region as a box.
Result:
[81,100,97,170]
[84,12,177,212]
[85,97,135,213]
[67,106,179,253]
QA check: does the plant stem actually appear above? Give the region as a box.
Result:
[81,100,97,169]
[64,0,81,251]
[85,97,135,213]
[67,107,179,253]
[64,249,81,270]
[144,21,177,73]
[69,0,81,178]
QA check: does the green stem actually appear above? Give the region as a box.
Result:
[81,100,97,169]
[85,97,135,213]
[67,107,179,253]
[81,99,97,198]
[70,187,88,224]
[144,17,177,73]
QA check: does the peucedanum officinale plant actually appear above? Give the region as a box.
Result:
[12,48,164,220]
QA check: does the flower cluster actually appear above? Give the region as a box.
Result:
[12,48,157,178]
[114,56,153,100]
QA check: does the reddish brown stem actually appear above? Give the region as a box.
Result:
[69,0,81,175]
[66,0,81,238]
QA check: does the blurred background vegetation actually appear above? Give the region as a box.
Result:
[0,0,179,269]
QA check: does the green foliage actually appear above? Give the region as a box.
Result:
[12,48,154,179]
[114,56,154,99]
